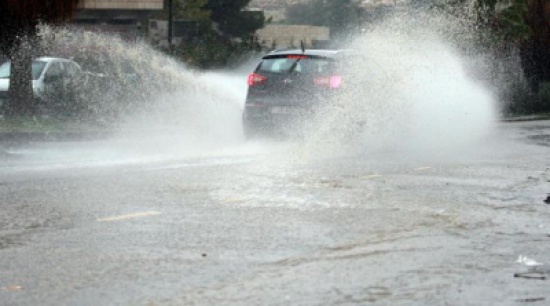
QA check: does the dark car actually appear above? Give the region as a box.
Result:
[243,49,350,138]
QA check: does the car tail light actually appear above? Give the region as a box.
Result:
[286,55,308,59]
[247,73,267,86]
[314,75,342,89]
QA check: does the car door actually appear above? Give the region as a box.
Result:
[42,61,65,107]
[63,61,85,104]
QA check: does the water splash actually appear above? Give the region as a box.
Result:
[36,26,248,161]
[301,12,497,162]
[29,17,499,166]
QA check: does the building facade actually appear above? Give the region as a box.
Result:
[74,0,163,39]
[256,24,330,49]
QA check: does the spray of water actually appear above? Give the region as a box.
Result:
[30,13,500,167]
[301,12,497,162]
[36,26,249,163]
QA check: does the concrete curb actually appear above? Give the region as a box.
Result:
[0,115,548,143]
[0,130,112,143]
[501,115,550,122]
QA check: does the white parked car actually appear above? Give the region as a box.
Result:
[0,57,87,113]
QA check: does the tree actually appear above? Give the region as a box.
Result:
[157,0,211,20]
[0,0,81,116]
[203,0,265,38]
[450,0,548,94]
[519,0,550,94]
[286,0,364,37]
[165,0,265,68]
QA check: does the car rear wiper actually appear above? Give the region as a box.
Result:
[287,58,302,74]
[287,41,307,75]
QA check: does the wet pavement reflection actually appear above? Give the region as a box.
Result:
[0,120,549,305]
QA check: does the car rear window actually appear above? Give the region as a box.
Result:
[257,56,334,75]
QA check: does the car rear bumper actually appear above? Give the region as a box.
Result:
[242,91,336,137]
[243,104,320,138]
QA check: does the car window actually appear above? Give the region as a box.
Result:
[32,61,48,80]
[258,58,291,73]
[0,61,47,80]
[257,57,334,75]
[0,62,10,79]
[299,59,333,74]
[64,62,81,78]
[46,62,63,78]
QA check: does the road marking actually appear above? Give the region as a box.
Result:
[223,197,245,203]
[97,211,161,222]
[414,167,433,171]
[362,174,382,179]
[1,285,23,291]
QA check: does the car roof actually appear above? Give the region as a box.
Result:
[35,57,72,62]
[263,49,349,59]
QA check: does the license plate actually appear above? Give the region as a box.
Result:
[270,106,294,114]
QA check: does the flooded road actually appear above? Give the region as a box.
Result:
[0,119,549,305]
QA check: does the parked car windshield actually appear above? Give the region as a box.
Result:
[0,60,48,80]
[257,56,334,75]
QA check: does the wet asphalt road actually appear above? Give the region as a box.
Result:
[0,120,549,306]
